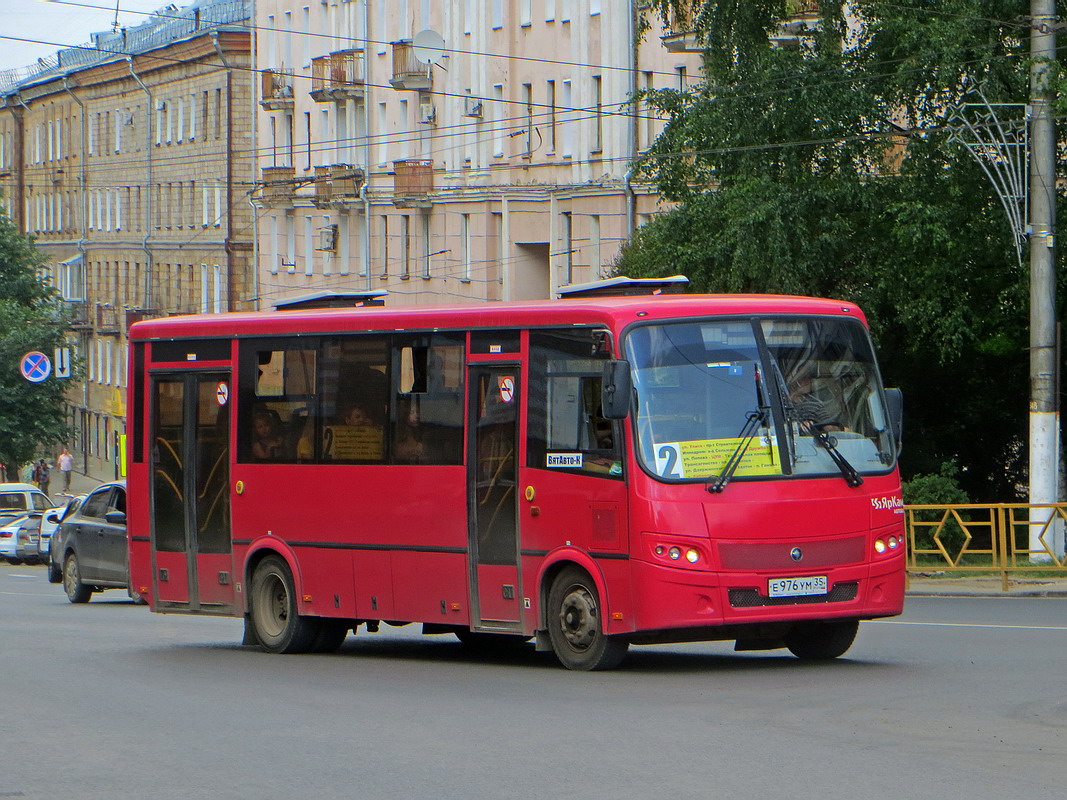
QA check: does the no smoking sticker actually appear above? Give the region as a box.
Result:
[498,376,515,403]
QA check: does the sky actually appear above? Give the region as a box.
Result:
[0,0,165,73]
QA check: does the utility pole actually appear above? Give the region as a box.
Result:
[1028,0,1061,559]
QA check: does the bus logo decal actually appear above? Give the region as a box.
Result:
[547,453,583,468]
[790,547,803,562]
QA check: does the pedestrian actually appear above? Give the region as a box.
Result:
[57,447,74,493]
[34,459,51,496]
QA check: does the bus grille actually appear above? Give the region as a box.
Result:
[728,581,859,608]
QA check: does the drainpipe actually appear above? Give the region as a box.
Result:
[362,0,372,288]
[624,0,638,240]
[7,96,26,232]
[127,58,154,311]
[62,78,89,264]
[62,78,91,474]
[212,31,237,311]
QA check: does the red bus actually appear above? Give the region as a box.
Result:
[126,293,905,670]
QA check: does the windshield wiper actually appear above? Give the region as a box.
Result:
[814,432,864,488]
[768,360,797,469]
[707,410,767,494]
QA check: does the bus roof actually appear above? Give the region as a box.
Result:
[129,294,868,341]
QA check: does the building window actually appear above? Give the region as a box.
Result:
[591,75,603,154]
[461,214,471,283]
[400,215,411,279]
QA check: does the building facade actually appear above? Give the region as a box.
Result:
[253,0,703,307]
[0,0,255,480]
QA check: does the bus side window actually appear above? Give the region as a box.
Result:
[528,330,622,478]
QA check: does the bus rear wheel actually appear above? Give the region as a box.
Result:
[250,555,317,654]
[547,567,628,671]
[784,619,859,660]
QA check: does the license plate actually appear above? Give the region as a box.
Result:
[768,575,828,597]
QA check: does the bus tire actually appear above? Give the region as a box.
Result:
[785,619,859,660]
[547,566,628,671]
[63,553,92,604]
[249,555,317,654]
[311,620,350,653]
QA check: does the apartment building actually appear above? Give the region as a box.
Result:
[254,0,703,307]
[0,0,255,479]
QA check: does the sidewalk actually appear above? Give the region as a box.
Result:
[906,573,1067,598]
[46,469,113,502]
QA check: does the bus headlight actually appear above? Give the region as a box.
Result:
[685,548,699,563]
[668,546,681,560]
[874,539,887,554]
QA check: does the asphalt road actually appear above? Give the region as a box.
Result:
[3,562,1065,800]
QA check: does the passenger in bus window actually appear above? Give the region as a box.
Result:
[251,409,285,460]
[788,370,846,433]
[395,397,425,463]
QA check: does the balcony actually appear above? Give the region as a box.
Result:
[313,164,365,207]
[392,159,433,208]
[770,1,821,47]
[389,40,432,91]
[260,68,295,110]
[260,166,296,206]
[310,49,366,102]
[96,303,120,336]
[660,7,701,53]
[64,299,92,330]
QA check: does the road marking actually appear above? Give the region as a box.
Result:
[869,620,1067,631]
[7,574,38,580]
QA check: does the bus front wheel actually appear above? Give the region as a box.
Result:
[547,567,628,671]
[250,555,318,654]
[784,619,859,660]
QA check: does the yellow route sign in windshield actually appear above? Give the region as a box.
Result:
[653,436,780,479]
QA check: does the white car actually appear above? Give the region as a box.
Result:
[0,512,41,564]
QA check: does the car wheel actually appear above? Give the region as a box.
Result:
[249,555,317,654]
[63,553,93,604]
[784,619,859,660]
[546,566,628,671]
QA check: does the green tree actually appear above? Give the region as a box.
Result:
[621,1,1061,500]
[0,207,72,481]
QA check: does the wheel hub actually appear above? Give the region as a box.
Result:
[558,587,598,651]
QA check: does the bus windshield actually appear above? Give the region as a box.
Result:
[626,316,896,483]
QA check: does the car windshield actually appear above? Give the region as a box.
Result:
[625,316,896,483]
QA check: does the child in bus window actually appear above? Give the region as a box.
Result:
[252,409,285,460]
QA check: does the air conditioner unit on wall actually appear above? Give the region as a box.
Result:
[464,97,483,118]
[418,99,436,125]
[317,224,338,251]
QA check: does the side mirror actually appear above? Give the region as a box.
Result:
[104,510,127,526]
[601,360,633,420]
[884,388,903,452]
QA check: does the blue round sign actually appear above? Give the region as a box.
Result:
[21,351,52,383]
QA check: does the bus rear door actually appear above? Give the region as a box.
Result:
[150,372,235,613]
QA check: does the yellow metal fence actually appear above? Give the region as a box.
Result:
[905,503,1067,590]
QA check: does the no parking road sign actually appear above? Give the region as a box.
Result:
[20,351,52,383]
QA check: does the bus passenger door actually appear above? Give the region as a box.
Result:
[467,366,523,630]
[150,372,234,613]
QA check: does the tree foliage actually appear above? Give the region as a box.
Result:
[0,208,71,479]
[620,1,1063,500]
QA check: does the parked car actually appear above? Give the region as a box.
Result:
[44,495,86,582]
[0,483,53,516]
[0,512,41,564]
[53,481,134,603]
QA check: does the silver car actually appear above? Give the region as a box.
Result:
[45,496,86,583]
[53,481,132,603]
